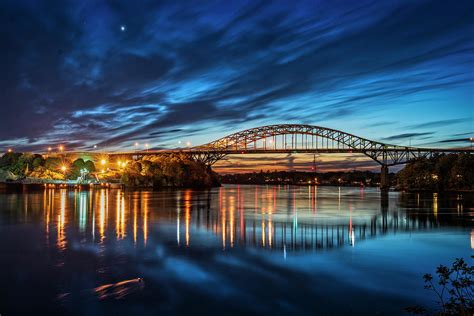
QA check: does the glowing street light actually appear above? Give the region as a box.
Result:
[59,145,64,152]
[48,147,52,152]
[7,148,12,153]
[61,165,67,172]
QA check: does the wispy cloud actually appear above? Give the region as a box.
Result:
[382,132,434,141]
[407,118,470,129]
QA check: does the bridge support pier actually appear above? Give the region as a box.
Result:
[380,164,389,190]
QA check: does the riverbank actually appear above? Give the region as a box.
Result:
[395,188,474,193]
[0,181,122,191]
[0,180,221,192]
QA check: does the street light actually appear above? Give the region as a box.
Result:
[7,148,12,153]
[59,145,64,152]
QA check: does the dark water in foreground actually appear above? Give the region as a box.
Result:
[0,185,472,315]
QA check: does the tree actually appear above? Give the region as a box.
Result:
[449,154,474,190]
[9,153,35,177]
[44,157,61,171]
[398,154,474,191]
[406,257,473,315]
[31,154,45,169]
[84,160,96,172]
[397,158,436,190]
[0,152,22,169]
[69,158,86,179]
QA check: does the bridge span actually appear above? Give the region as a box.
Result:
[62,124,473,189]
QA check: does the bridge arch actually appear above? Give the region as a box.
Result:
[194,124,418,165]
[199,124,395,152]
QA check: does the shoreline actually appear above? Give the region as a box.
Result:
[1,181,472,194]
[0,181,219,191]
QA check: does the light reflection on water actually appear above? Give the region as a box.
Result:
[0,185,472,315]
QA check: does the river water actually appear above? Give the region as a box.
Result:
[0,185,472,315]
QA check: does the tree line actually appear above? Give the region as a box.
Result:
[0,152,218,188]
[397,153,473,191]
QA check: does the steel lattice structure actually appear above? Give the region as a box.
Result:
[189,124,471,166]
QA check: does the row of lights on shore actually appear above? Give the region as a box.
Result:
[57,159,129,174]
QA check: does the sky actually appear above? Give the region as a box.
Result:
[1,0,473,172]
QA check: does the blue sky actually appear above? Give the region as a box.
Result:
[0,0,473,171]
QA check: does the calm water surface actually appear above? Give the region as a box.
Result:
[0,185,472,315]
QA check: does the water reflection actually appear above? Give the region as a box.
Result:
[57,189,67,251]
[3,185,468,254]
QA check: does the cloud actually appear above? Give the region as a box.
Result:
[438,138,472,143]
[407,118,470,129]
[0,0,472,165]
[382,132,434,141]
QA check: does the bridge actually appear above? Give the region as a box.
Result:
[67,124,472,188]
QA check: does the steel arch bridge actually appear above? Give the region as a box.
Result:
[100,124,471,188]
[186,124,471,166]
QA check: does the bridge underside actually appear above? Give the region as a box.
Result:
[122,147,462,167]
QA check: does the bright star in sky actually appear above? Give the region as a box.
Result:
[120,25,126,32]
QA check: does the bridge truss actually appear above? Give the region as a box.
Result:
[103,124,471,188]
[191,124,470,166]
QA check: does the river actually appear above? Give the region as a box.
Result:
[0,185,472,315]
